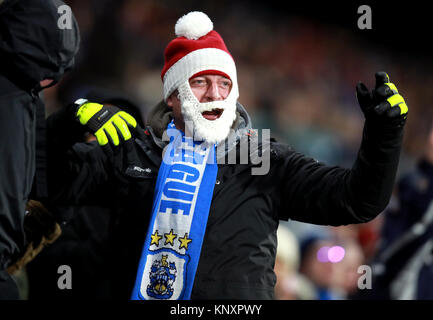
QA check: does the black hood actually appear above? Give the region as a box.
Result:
[0,0,80,92]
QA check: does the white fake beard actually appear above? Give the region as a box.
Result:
[177,81,237,144]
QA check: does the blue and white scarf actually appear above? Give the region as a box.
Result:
[131,121,217,300]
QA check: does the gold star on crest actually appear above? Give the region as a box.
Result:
[164,229,177,246]
[150,230,162,246]
[179,233,192,250]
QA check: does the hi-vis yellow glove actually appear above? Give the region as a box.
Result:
[356,72,408,126]
[74,98,137,146]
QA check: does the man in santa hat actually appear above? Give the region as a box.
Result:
[44,12,408,300]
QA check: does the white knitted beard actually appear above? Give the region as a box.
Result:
[177,80,237,144]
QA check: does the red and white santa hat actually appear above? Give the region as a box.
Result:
[161,11,238,102]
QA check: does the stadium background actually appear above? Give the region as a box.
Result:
[35,0,432,299]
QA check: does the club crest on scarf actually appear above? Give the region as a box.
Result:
[145,248,190,300]
[147,254,177,299]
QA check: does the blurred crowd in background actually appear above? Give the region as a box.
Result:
[17,0,433,300]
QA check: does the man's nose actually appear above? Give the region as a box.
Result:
[204,82,222,101]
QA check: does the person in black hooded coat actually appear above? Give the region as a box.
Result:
[0,0,79,299]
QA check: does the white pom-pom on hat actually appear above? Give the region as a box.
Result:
[175,11,213,40]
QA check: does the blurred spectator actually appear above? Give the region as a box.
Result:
[356,217,384,262]
[298,235,367,300]
[298,234,343,300]
[331,240,365,299]
[274,225,315,300]
[354,120,433,300]
[328,219,383,264]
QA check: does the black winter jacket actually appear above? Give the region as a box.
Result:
[0,0,79,270]
[45,100,404,299]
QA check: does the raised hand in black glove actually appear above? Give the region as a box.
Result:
[356,72,408,127]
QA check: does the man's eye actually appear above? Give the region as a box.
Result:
[221,81,231,88]
[191,79,205,86]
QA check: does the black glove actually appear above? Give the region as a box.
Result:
[7,200,61,274]
[356,72,408,127]
[23,200,59,247]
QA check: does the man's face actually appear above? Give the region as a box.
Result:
[167,74,232,131]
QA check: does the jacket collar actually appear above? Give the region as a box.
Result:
[144,100,253,158]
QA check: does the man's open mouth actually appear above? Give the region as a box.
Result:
[201,108,223,120]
